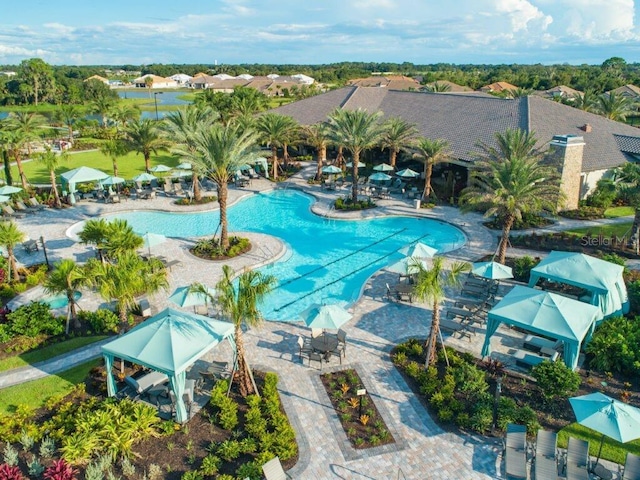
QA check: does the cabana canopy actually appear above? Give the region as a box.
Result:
[101,308,235,423]
[482,286,603,370]
[60,167,109,204]
[528,251,629,318]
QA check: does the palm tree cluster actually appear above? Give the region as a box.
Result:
[568,90,635,122]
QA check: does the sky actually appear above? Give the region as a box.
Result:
[1,0,639,66]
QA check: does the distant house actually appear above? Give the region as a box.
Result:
[84,74,110,85]
[537,85,582,101]
[170,73,193,85]
[608,84,640,99]
[423,80,473,92]
[0,71,16,78]
[480,81,519,94]
[132,74,178,89]
[348,75,421,91]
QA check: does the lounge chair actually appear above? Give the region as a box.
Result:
[27,197,47,209]
[2,205,25,218]
[621,452,640,480]
[124,371,169,396]
[439,318,473,340]
[504,423,528,480]
[534,429,557,480]
[14,201,35,214]
[565,437,590,480]
[22,239,39,253]
[523,335,563,354]
[514,350,559,369]
[262,457,292,480]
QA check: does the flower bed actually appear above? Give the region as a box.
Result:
[319,368,394,449]
[191,236,251,261]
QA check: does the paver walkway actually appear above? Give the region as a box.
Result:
[0,167,629,479]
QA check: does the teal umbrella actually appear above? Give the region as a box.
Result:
[471,261,513,280]
[396,168,420,178]
[141,232,167,256]
[0,195,10,203]
[0,186,22,195]
[150,164,172,173]
[169,286,217,308]
[373,163,394,172]
[385,256,429,274]
[399,242,437,258]
[570,392,640,467]
[346,161,366,168]
[322,165,342,174]
[171,170,192,178]
[369,172,392,182]
[101,176,125,186]
[300,303,352,330]
[132,173,157,182]
[177,162,192,170]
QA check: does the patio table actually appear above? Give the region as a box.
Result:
[311,334,339,354]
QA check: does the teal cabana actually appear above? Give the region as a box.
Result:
[482,286,603,370]
[60,166,109,204]
[101,308,236,423]
[528,251,629,319]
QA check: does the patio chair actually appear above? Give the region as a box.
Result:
[297,336,312,360]
[14,200,35,214]
[27,197,48,209]
[2,205,25,218]
[565,437,590,480]
[534,429,557,480]
[163,181,174,195]
[262,456,291,480]
[523,335,563,354]
[385,283,398,302]
[311,328,323,338]
[621,452,640,480]
[307,351,323,369]
[504,423,528,480]
[337,328,347,348]
[22,239,39,253]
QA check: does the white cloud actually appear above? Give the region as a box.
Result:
[494,0,553,32]
[557,0,637,41]
[0,44,49,58]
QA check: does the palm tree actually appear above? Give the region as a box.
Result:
[0,221,25,282]
[108,103,141,132]
[414,138,451,200]
[144,76,154,98]
[78,218,143,262]
[380,117,418,168]
[125,118,169,172]
[99,138,128,177]
[597,91,633,121]
[424,82,451,93]
[176,122,259,250]
[89,96,116,128]
[303,123,331,181]
[44,259,86,334]
[327,108,384,203]
[413,257,470,366]
[85,251,168,331]
[216,265,276,397]
[571,90,596,112]
[163,106,219,202]
[255,113,299,179]
[459,129,562,264]
[55,104,81,140]
[7,112,48,190]
[36,147,67,208]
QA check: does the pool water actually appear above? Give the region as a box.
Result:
[45,291,82,309]
[106,190,466,321]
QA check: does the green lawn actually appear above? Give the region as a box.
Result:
[564,223,633,239]
[0,336,108,373]
[0,360,98,414]
[604,206,635,218]
[17,149,179,184]
[558,423,640,465]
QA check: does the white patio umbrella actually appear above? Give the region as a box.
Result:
[171,170,192,178]
[101,176,125,186]
[369,172,392,182]
[322,165,342,174]
[396,168,420,178]
[0,186,22,195]
[176,162,192,170]
[345,161,366,168]
[168,285,217,308]
[0,195,11,203]
[141,232,167,256]
[300,303,352,330]
[149,164,172,173]
[373,163,394,172]
[385,256,430,275]
[132,172,157,183]
[399,242,438,258]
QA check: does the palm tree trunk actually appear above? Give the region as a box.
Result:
[219,182,229,250]
[271,146,279,179]
[498,215,515,265]
[336,146,344,168]
[193,172,201,202]
[144,152,151,173]
[118,304,129,334]
[283,142,290,169]
[315,147,325,181]
[112,160,118,178]
[69,295,80,329]
[15,156,28,191]
[2,150,12,186]
[390,148,398,167]
[50,170,62,208]
[6,247,16,282]
[425,302,441,366]
[351,151,360,203]
[235,324,254,397]
[423,161,433,199]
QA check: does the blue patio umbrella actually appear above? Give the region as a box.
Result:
[471,261,513,280]
[149,164,172,173]
[141,232,167,256]
[171,170,192,178]
[101,176,125,186]
[177,162,192,170]
[346,161,366,168]
[369,172,392,182]
[169,285,217,308]
[0,195,11,203]
[396,168,420,178]
[399,242,437,258]
[300,303,352,330]
[385,256,430,275]
[570,392,640,467]
[373,163,394,172]
[0,186,22,195]
[132,172,157,183]
[322,165,342,174]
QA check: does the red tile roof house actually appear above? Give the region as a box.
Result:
[271,86,640,210]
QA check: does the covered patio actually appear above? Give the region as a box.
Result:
[528,251,629,319]
[482,285,603,370]
[101,308,236,423]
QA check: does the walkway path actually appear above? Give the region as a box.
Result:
[0,167,628,478]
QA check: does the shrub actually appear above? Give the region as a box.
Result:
[43,459,77,480]
[192,236,251,260]
[180,472,203,480]
[586,316,640,375]
[4,302,62,339]
[512,256,540,283]
[587,178,617,209]
[78,310,119,334]
[216,440,241,462]
[199,454,221,476]
[2,443,18,467]
[210,380,238,431]
[0,464,23,480]
[531,360,581,400]
[27,456,45,478]
[235,461,262,480]
[558,206,605,220]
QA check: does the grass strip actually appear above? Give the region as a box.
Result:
[564,222,633,239]
[558,423,640,466]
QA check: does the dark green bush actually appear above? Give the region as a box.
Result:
[77,309,119,334]
[531,360,581,400]
[334,196,376,211]
[192,236,251,260]
[587,178,617,209]
[558,206,605,220]
[512,256,540,283]
[3,303,62,339]
[586,316,640,375]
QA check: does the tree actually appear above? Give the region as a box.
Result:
[572,90,597,112]
[86,251,167,331]
[413,257,470,365]
[0,221,25,282]
[255,113,299,179]
[380,117,417,168]
[17,58,55,106]
[597,91,633,121]
[414,138,451,200]
[424,82,451,93]
[99,138,128,177]
[144,76,154,98]
[327,108,384,203]
[459,129,561,264]
[177,122,259,250]
[89,96,117,128]
[44,259,86,334]
[303,123,331,181]
[108,103,141,132]
[125,118,169,172]
[216,265,276,396]
[6,112,48,190]
[55,104,81,140]
[36,147,67,208]
[163,105,219,202]
[77,218,143,262]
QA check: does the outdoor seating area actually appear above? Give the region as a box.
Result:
[298,329,347,368]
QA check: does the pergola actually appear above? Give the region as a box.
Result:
[60,166,109,204]
[101,308,236,423]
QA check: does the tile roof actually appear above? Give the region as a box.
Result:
[271,86,640,172]
[610,84,640,97]
[614,134,640,155]
[423,80,473,92]
[481,81,518,92]
[348,76,421,91]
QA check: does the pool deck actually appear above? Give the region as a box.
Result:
[2,166,621,479]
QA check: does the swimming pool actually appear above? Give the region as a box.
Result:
[45,291,82,309]
[102,190,466,321]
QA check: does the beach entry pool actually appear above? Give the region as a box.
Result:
[104,190,466,321]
